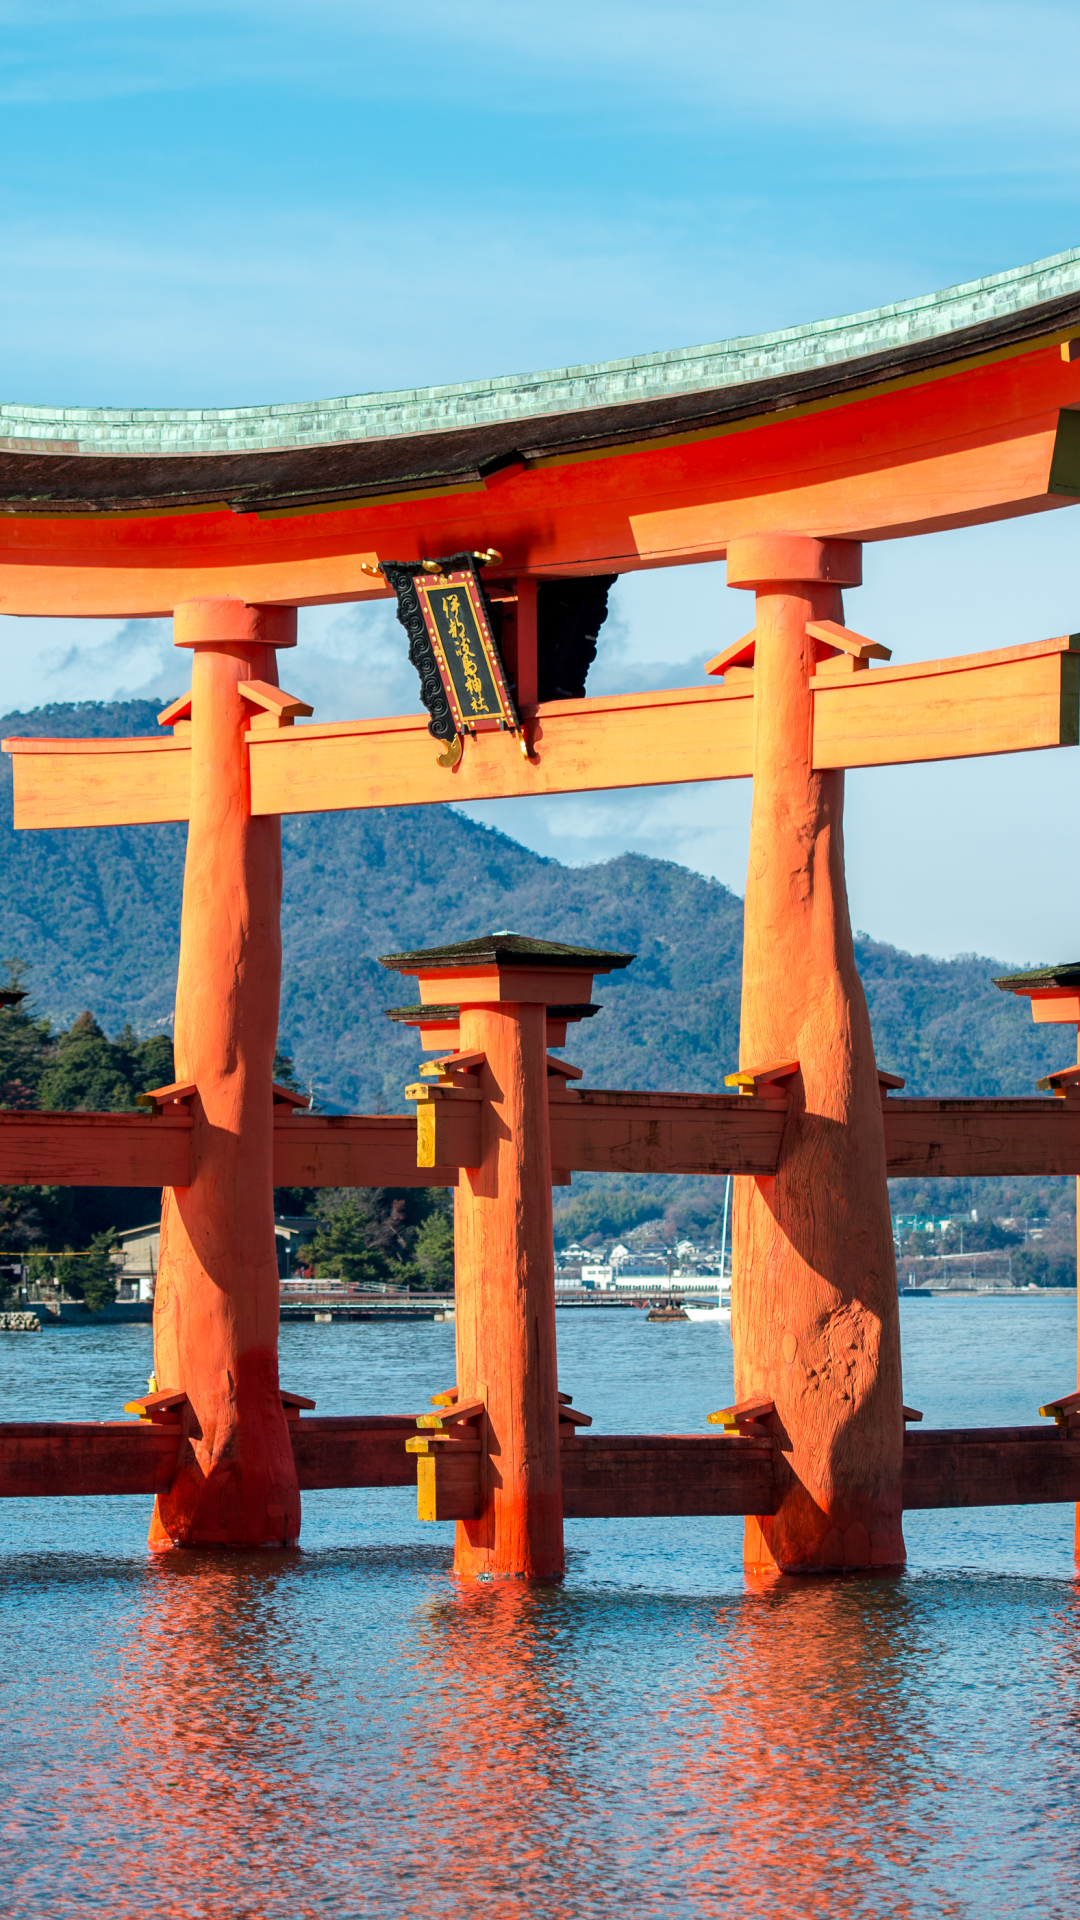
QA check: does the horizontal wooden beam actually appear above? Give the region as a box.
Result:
[6,1091,1080,1191]
[0,1110,192,1187]
[2,337,1080,617]
[548,1088,785,1177]
[5,733,190,830]
[272,1113,463,1188]
[6,1420,1077,1515]
[882,1097,1080,1177]
[7,637,1074,829]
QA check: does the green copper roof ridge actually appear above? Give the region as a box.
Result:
[4,244,1080,458]
[994,961,1080,989]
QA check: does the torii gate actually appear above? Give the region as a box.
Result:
[3,248,1080,1573]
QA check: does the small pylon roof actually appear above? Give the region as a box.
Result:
[380,932,634,973]
[993,962,1080,991]
[385,1001,601,1022]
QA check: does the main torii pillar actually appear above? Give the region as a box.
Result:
[729,534,906,1575]
[149,597,300,1550]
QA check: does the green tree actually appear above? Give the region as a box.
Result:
[38,1012,135,1111]
[0,961,53,1109]
[410,1208,455,1291]
[309,1190,388,1285]
[52,1228,120,1312]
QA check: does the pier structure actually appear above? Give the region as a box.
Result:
[3,250,1080,1567]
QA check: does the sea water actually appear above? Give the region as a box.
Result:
[1,1298,1078,1918]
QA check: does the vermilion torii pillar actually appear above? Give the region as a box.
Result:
[726,534,906,1576]
[382,935,631,1579]
[149,597,303,1550]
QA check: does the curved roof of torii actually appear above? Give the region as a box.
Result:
[3,246,1080,518]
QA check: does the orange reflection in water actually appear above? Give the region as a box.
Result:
[678,1575,945,1919]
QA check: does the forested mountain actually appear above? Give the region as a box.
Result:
[0,696,1073,1254]
[0,699,1067,1118]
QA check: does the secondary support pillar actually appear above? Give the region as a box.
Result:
[150,596,300,1549]
[728,533,905,1575]
[383,934,630,1578]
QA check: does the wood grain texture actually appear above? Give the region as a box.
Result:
[247,683,754,816]
[811,636,1079,769]
[901,1428,1080,1508]
[0,1110,191,1186]
[272,1114,461,1188]
[150,603,300,1551]
[548,1087,785,1176]
[0,1422,182,1497]
[882,1098,1080,1176]
[559,1433,777,1518]
[289,1415,419,1490]
[4,734,190,829]
[731,537,906,1577]
[453,1001,564,1578]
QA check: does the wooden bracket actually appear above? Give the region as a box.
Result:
[806,619,892,679]
[156,691,192,732]
[902,1405,923,1423]
[708,1397,775,1437]
[704,630,757,678]
[415,1399,485,1430]
[418,1049,486,1087]
[272,1082,310,1108]
[878,1068,906,1102]
[724,1061,799,1102]
[239,680,315,732]
[1036,1065,1080,1101]
[123,1387,188,1425]
[136,1081,197,1114]
[1039,1389,1080,1428]
[546,1055,584,1080]
[281,1389,317,1421]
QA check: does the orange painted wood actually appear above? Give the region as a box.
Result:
[0,1110,191,1186]
[811,635,1080,769]
[453,1000,564,1578]
[7,635,1075,832]
[272,1113,461,1188]
[289,1415,419,1490]
[246,683,754,816]
[881,1098,1080,1176]
[629,418,1066,559]
[900,1428,1080,1508]
[0,1422,182,1497]
[2,340,1080,616]
[547,1088,785,1175]
[731,533,905,1577]
[150,599,300,1552]
[4,734,190,829]
[559,1433,778,1519]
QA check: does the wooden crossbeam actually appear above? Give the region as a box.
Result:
[7,1090,1080,1191]
[6,636,1076,829]
[5,1418,1078,1514]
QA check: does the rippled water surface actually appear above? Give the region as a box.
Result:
[3,1298,1080,1918]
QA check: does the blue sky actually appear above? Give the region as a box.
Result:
[2,0,1080,961]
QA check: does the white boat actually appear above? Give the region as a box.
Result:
[685,1299,731,1323]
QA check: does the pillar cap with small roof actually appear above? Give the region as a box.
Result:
[994,961,1080,1025]
[379,932,634,1008]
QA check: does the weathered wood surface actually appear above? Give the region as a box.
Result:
[560,1434,778,1519]
[7,636,1076,830]
[0,1110,192,1187]
[272,1114,461,1188]
[4,1421,1080,1512]
[882,1098,1080,1176]
[0,1422,182,1497]
[547,1088,785,1176]
[901,1428,1080,1508]
[289,1416,419,1490]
